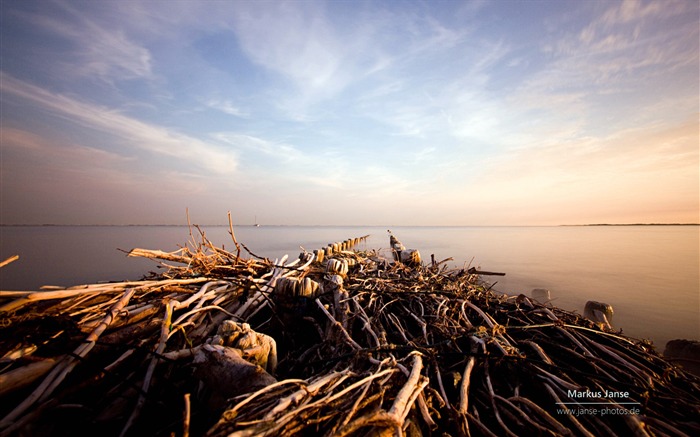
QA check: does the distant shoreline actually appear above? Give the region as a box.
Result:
[562,223,699,227]
[1,223,699,227]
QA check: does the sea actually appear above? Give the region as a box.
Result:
[1,225,698,352]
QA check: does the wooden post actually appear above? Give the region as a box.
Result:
[664,340,700,376]
[531,288,551,303]
[583,301,613,328]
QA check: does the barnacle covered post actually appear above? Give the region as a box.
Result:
[388,229,422,266]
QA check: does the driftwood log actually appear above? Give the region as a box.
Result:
[0,223,698,437]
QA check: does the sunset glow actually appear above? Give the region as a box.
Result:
[1,0,698,225]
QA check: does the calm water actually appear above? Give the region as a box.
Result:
[1,225,698,351]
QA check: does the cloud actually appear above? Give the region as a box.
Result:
[206,100,249,117]
[600,0,667,26]
[2,126,134,165]
[212,132,301,160]
[501,0,698,154]
[472,118,699,212]
[0,125,240,225]
[543,0,697,89]
[0,73,237,175]
[14,1,153,83]
[229,3,349,97]
[227,1,476,118]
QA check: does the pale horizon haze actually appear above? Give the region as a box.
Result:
[1,0,698,226]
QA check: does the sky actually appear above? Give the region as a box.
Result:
[0,0,698,226]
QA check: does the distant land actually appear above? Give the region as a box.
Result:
[1,223,698,227]
[563,223,699,226]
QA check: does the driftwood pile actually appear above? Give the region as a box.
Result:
[1,226,699,437]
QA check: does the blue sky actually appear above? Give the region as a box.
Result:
[1,0,698,225]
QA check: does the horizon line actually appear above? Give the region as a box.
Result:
[1,223,698,227]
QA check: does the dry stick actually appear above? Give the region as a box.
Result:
[239,293,272,322]
[533,365,581,392]
[335,372,376,433]
[387,313,410,344]
[315,298,362,350]
[408,311,428,344]
[555,326,594,357]
[1,343,37,361]
[459,300,474,329]
[315,371,358,403]
[0,359,56,397]
[0,255,19,269]
[264,372,345,419]
[337,355,428,436]
[560,324,637,344]
[465,411,499,437]
[388,353,427,422]
[186,207,194,245]
[183,393,191,437]
[416,392,437,429]
[69,292,126,317]
[0,277,210,301]
[335,413,401,437]
[104,348,137,372]
[352,298,381,347]
[387,357,434,429]
[0,288,136,431]
[75,294,123,325]
[167,305,239,336]
[221,379,309,421]
[532,307,560,322]
[461,300,496,328]
[260,368,398,436]
[434,360,452,410]
[160,345,205,361]
[508,396,572,436]
[458,357,476,414]
[543,384,596,437]
[118,303,159,322]
[483,362,518,437]
[493,395,556,436]
[41,288,136,399]
[119,299,176,437]
[520,340,555,365]
[169,283,233,331]
[234,267,283,319]
[126,247,192,264]
[461,301,514,350]
[583,338,652,384]
[0,295,87,313]
[285,254,315,272]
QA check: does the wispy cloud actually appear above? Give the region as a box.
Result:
[230,2,352,99]
[1,73,237,175]
[212,132,300,160]
[13,1,153,84]
[206,100,249,118]
[473,118,699,207]
[496,0,699,160]
[537,0,697,95]
[227,1,477,119]
[3,126,134,165]
[0,125,230,224]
